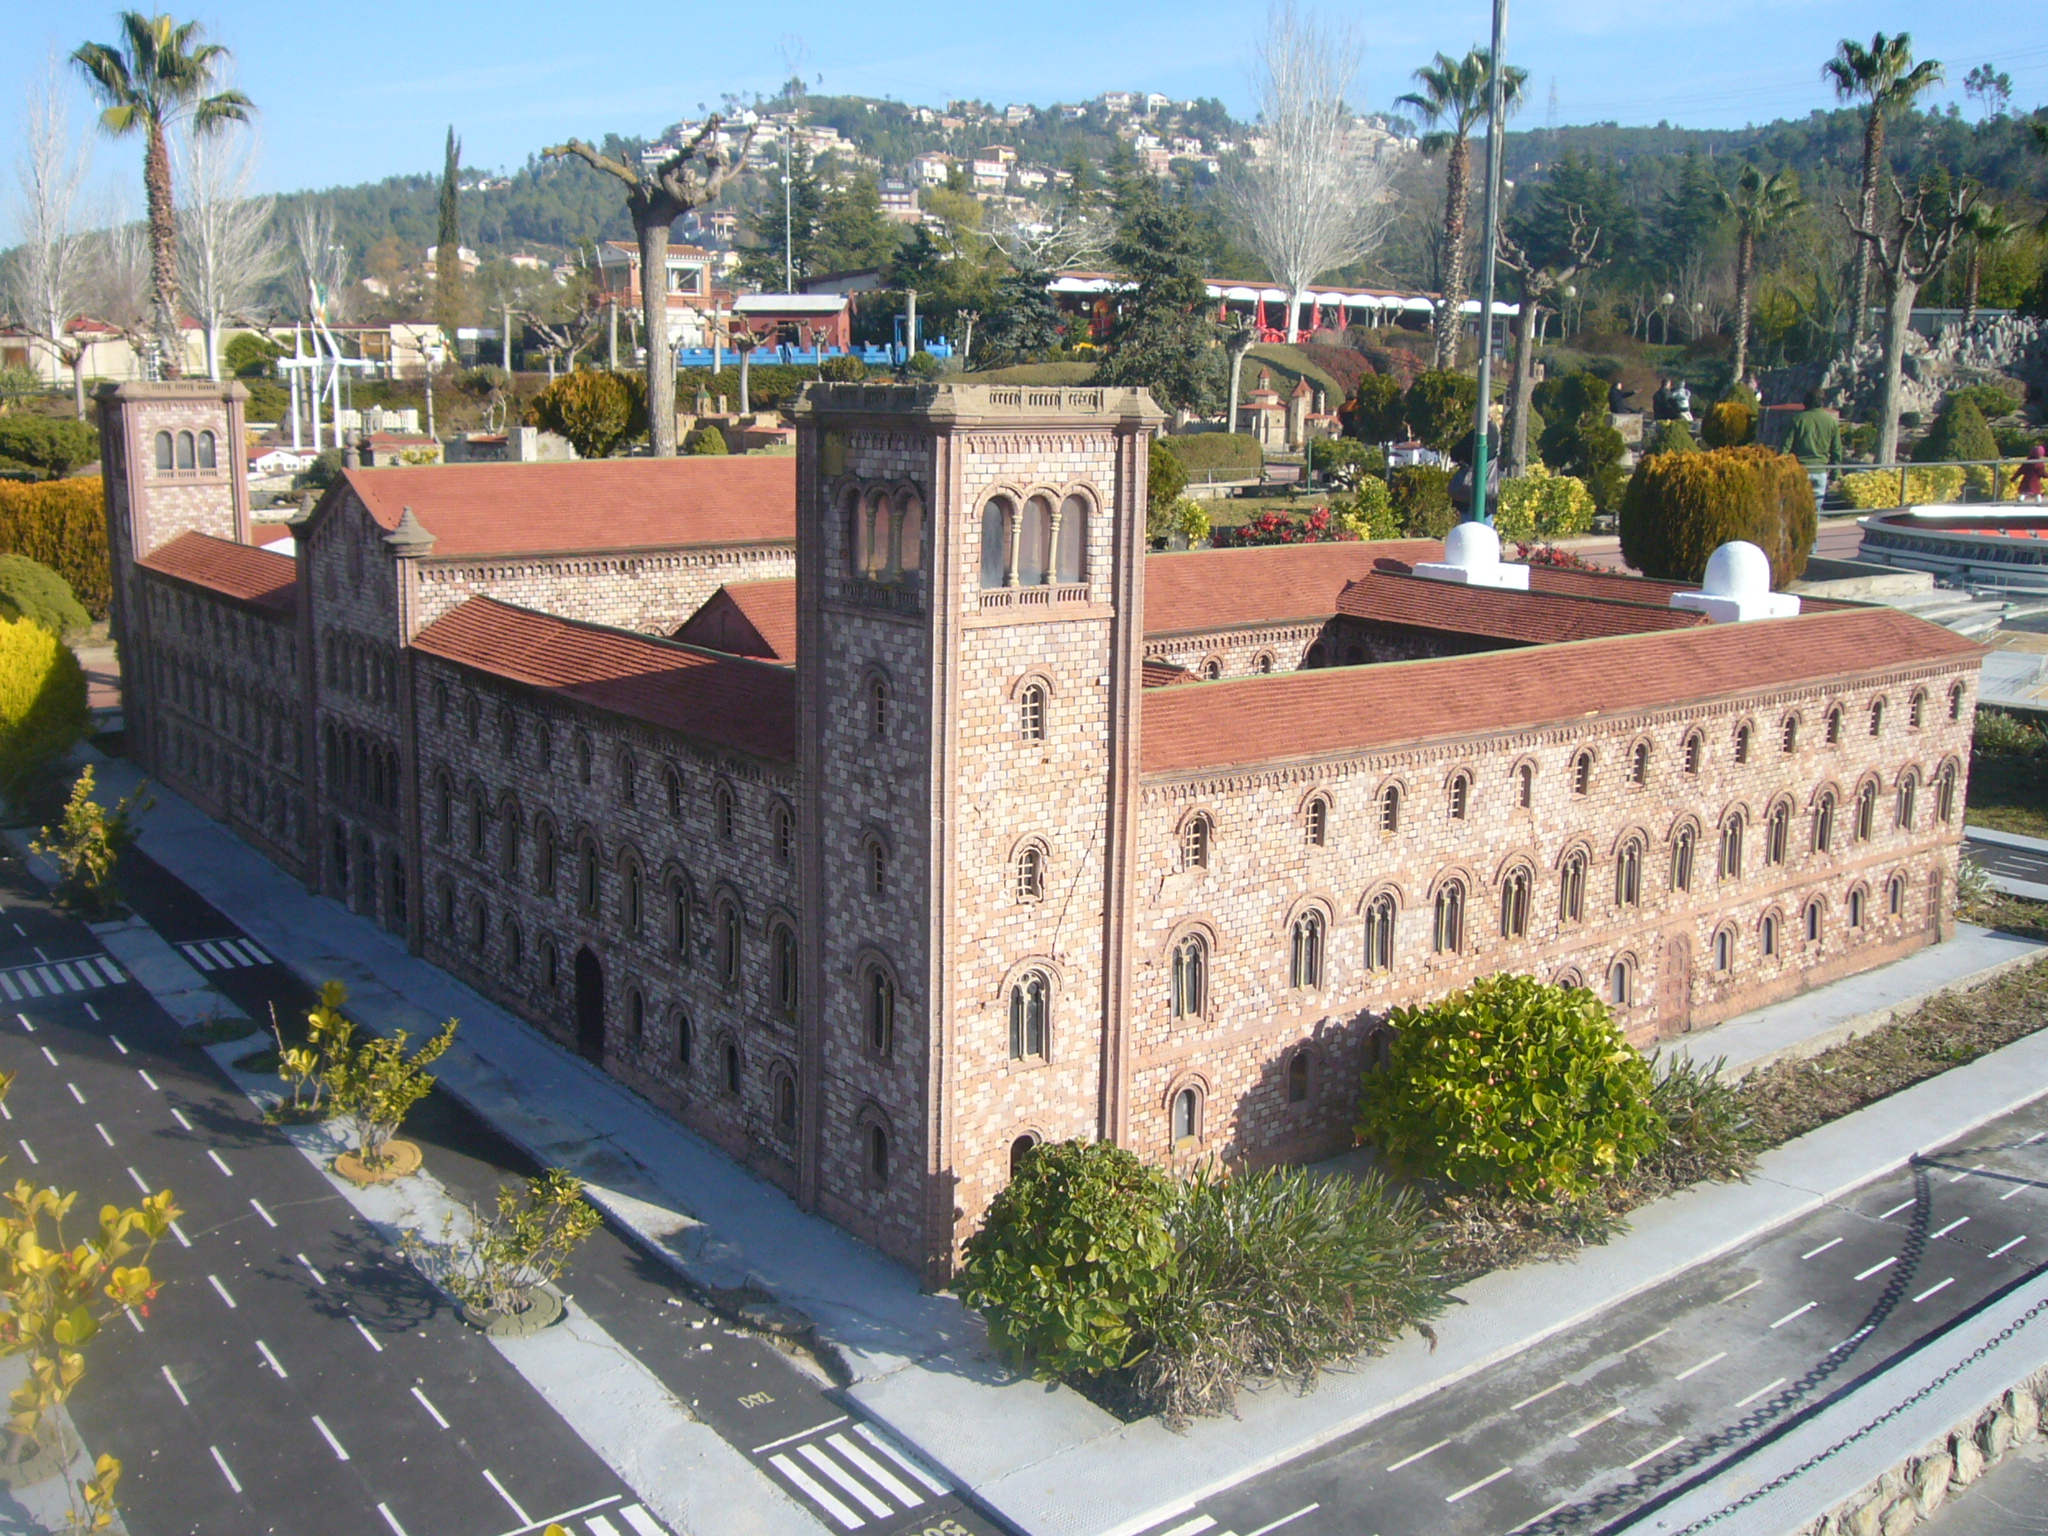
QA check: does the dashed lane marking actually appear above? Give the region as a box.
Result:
[350,1315,383,1352]
[1627,1435,1685,1470]
[38,1046,56,1066]
[178,938,272,972]
[1445,1466,1513,1504]
[170,1107,193,1131]
[0,957,124,1000]
[1510,1380,1567,1411]
[137,1069,158,1091]
[1569,1405,1625,1438]
[1720,1279,1763,1303]
[1877,1199,1913,1221]
[107,1032,124,1053]
[1913,1278,1956,1303]
[1855,1257,1897,1281]
[1950,1164,1987,1184]
[126,1166,149,1195]
[257,1340,287,1379]
[481,1469,532,1524]
[207,1149,233,1177]
[16,1139,35,1165]
[1508,1501,1571,1535]
[94,1123,112,1147]
[13,1014,28,1033]
[1991,1235,2030,1257]
[1801,1238,1841,1260]
[65,1082,83,1104]
[249,1198,276,1227]
[1618,1328,1670,1357]
[1930,1217,1971,1239]
[1733,1377,1787,1409]
[378,1504,411,1536]
[2001,1183,2032,1200]
[410,1386,449,1428]
[168,1220,190,1248]
[1242,1507,1318,1536]
[161,1365,188,1407]
[1769,1302,1816,1328]
[1674,1351,1727,1381]
[208,1274,237,1309]
[312,1415,350,1460]
[1387,1437,1450,1471]
[209,1445,242,1494]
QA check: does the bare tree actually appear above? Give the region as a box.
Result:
[289,203,350,321]
[1221,313,1258,434]
[178,126,278,379]
[4,65,95,417]
[1226,3,1397,344]
[1844,174,1978,466]
[545,120,752,455]
[85,219,153,354]
[1497,209,1603,476]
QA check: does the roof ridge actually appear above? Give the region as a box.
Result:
[446,595,796,680]
[1364,567,1700,615]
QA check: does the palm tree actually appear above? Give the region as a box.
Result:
[72,13,252,378]
[1956,204,2018,328]
[1823,33,1943,352]
[1715,164,1802,385]
[1398,49,1527,371]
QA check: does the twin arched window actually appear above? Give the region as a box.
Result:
[848,486,925,578]
[1009,971,1049,1060]
[1363,893,1396,971]
[979,492,1090,588]
[154,429,218,471]
[1720,814,1745,879]
[1896,770,1919,830]
[1672,824,1697,892]
[1171,935,1206,1017]
[1856,781,1878,841]
[1289,911,1324,989]
[1500,867,1531,939]
[1615,836,1644,907]
[1766,801,1791,866]
[1560,851,1588,924]
[1433,881,1465,954]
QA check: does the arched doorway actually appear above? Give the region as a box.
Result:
[1661,934,1692,1036]
[573,947,605,1063]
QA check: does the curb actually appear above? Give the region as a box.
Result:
[1966,825,2048,855]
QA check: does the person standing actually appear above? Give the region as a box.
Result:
[2019,443,2047,505]
[1785,387,1846,504]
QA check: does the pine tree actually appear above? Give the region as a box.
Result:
[435,127,464,338]
[1094,176,1222,414]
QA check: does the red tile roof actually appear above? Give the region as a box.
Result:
[1139,606,1982,777]
[339,456,796,560]
[1142,658,1197,688]
[411,597,794,762]
[138,531,297,614]
[1334,569,1708,644]
[672,580,798,663]
[1142,540,1444,636]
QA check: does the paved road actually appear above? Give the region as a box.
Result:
[1116,1099,2048,1536]
[1963,834,2048,893]
[2,846,993,1536]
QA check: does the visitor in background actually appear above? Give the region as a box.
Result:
[1785,387,1846,505]
[2020,443,2047,505]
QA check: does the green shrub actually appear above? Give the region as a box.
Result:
[1494,466,1596,542]
[455,365,509,398]
[1150,495,1211,546]
[958,1140,1176,1378]
[222,332,283,378]
[1534,371,1627,511]
[1149,441,1189,522]
[1404,371,1478,454]
[0,417,100,480]
[0,556,88,639]
[0,478,111,619]
[1314,437,1385,490]
[1839,465,1966,508]
[0,614,89,803]
[1647,420,1698,455]
[1129,1165,1453,1426]
[1162,432,1262,476]
[675,363,815,412]
[683,425,730,455]
[242,380,289,423]
[1619,444,1816,587]
[1341,373,1406,442]
[1700,398,1755,448]
[1390,464,1457,538]
[1333,477,1399,539]
[1974,708,2045,760]
[1641,1055,1759,1189]
[526,370,643,458]
[1914,393,1998,466]
[1948,383,2020,421]
[293,449,343,491]
[818,354,868,383]
[1356,974,1667,1204]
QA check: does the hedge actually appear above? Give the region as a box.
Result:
[1839,466,1966,508]
[1619,444,1815,588]
[1494,466,1596,542]
[0,478,111,620]
[1160,432,1262,476]
[0,416,100,480]
[0,614,88,802]
[0,556,89,638]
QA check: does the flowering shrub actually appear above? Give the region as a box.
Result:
[1494,465,1596,541]
[1515,542,1599,570]
[1234,504,1355,544]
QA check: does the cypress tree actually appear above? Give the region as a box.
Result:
[435,127,464,338]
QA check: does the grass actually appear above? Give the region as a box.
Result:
[965,361,1099,386]
[182,1016,258,1045]
[1242,343,1346,404]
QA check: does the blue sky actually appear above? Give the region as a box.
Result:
[4,0,2043,210]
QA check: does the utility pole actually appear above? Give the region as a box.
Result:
[1468,0,1510,526]
[503,305,512,373]
[608,300,618,370]
[783,135,794,293]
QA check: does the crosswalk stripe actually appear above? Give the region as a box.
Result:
[239,939,272,964]
[199,941,236,969]
[182,943,216,971]
[33,968,58,993]
[617,1507,665,1536]
[18,971,40,997]
[799,1442,893,1518]
[96,958,123,984]
[0,960,118,995]
[853,1422,950,1495]
[54,963,81,991]
[586,1518,623,1536]
[0,974,17,1001]
[826,1433,921,1507]
[769,1454,862,1529]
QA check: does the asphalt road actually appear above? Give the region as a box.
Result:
[1964,833,2048,892]
[1118,1098,2048,1536]
[0,846,996,1536]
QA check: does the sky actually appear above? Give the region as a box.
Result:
[4,0,2044,216]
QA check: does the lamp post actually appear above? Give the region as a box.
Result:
[1467,0,1511,525]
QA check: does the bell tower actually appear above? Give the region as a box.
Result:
[791,381,1163,1279]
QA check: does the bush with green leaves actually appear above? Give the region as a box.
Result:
[1403,371,1478,454]
[1333,476,1399,539]
[1494,466,1596,542]
[958,1140,1176,1378]
[1947,383,2020,421]
[0,416,99,480]
[1839,465,1965,508]
[1390,465,1457,538]
[1913,393,1998,467]
[222,332,282,378]
[1974,707,2044,760]
[1148,440,1189,523]
[31,765,147,918]
[1536,381,1627,511]
[818,354,868,383]
[1313,436,1386,491]
[1700,398,1755,448]
[1619,444,1815,587]
[1641,1055,1759,1190]
[1356,974,1668,1204]
[1149,495,1211,546]
[526,369,644,458]
[0,613,88,805]
[1647,419,1698,455]
[0,478,111,619]
[1341,373,1406,443]
[0,555,89,638]
[683,425,730,455]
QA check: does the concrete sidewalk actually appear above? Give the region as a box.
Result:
[66,745,2048,1536]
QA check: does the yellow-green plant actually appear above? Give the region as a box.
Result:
[438,1169,600,1316]
[1494,464,1596,541]
[312,982,458,1169]
[31,768,148,919]
[1839,465,1966,507]
[0,616,89,806]
[1333,477,1400,540]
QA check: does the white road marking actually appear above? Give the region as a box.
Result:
[208,1274,237,1309]
[1674,1351,1727,1381]
[1619,1328,1671,1357]
[1930,1217,1970,1239]
[753,1415,848,1454]
[297,1252,327,1285]
[618,1507,666,1536]
[851,1422,949,1494]
[12,1013,28,1033]
[798,1441,893,1517]
[1913,1278,1956,1303]
[377,1504,411,1536]
[0,1101,8,1119]
[481,1470,531,1524]
[107,1032,124,1053]
[2001,1183,2031,1201]
[161,1365,188,1406]
[1446,1466,1514,1504]
[126,1165,149,1194]
[256,1340,287,1378]
[138,1069,158,1090]
[95,959,121,985]
[124,1306,144,1332]
[1801,1238,1842,1260]
[54,964,80,990]
[16,1139,35,1164]
[1950,1164,1987,1184]
[410,1386,449,1428]
[1733,1377,1787,1409]
[1569,1405,1626,1438]
[81,1002,97,1021]
[1507,1501,1570,1535]
[1769,1302,1816,1328]
[1387,1437,1451,1471]
[249,1198,277,1228]
[170,1108,193,1131]
[1155,1519,1213,1536]
[1830,1325,1876,1354]
[1855,1257,1897,1281]
[1720,1279,1762,1303]
[207,1149,233,1176]
[2027,1132,2047,1146]
[168,1220,190,1248]
[1876,1199,1913,1221]
[1991,1236,2030,1257]
[1627,1435,1684,1470]
[312,1415,350,1460]
[94,1123,113,1147]
[34,969,57,994]
[1242,1507,1319,1536]
[38,1046,56,1067]
[209,1445,243,1494]
[825,1432,920,1505]
[65,1082,83,1105]
[351,1316,383,1352]
[768,1453,861,1529]
[1510,1380,1568,1411]
[588,1519,624,1536]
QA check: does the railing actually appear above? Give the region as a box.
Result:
[832,575,925,616]
[976,582,1091,612]
[1827,457,2039,510]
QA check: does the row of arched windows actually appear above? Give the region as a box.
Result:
[324,722,399,814]
[155,647,303,771]
[324,630,399,706]
[978,492,1090,590]
[152,429,218,473]
[843,484,925,579]
[149,585,288,667]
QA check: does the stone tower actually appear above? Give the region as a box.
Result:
[791,382,1164,1279]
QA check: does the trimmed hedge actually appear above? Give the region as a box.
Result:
[525,370,643,458]
[1619,444,1816,588]
[0,556,89,638]
[0,614,89,802]
[1161,432,1262,476]
[0,478,111,620]
[1340,374,1406,443]
[0,416,100,480]
[1700,398,1755,448]
[1494,466,1596,541]
[1839,465,1965,508]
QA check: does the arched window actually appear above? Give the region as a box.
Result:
[847,487,874,575]
[1909,690,1926,729]
[1449,772,1470,820]
[1761,911,1779,957]
[665,766,684,820]
[579,839,601,913]
[1379,784,1401,833]
[1766,802,1790,866]
[1949,682,1965,721]
[1683,732,1703,776]
[1629,741,1649,785]
[670,879,691,963]
[1290,910,1325,989]
[433,769,454,841]
[1720,814,1744,879]
[154,431,173,470]
[1254,651,1275,675]
[675,1009,693,1067]
[1937,762,1957,823]
[1734,722,1752,764]
[1287,1052,1310,1105]
[1813,791,1836,855]
[868,839,888,896]
[1609,957,1634,1007]
[1672,824,1697,892]
[775,1071,797,1135]
[623,860,644,934]
[1856,781,1877,841]
[1781,715,1798,754]
[772,804,794,865]
[869,678,889,739]
[718,901,741,986]
[575,733,592,784]
[500,800,521,877]
[175,430,196,469]
[1804,900,1822,944]
[1848,886,1866,928]
[723,1039,741,1094]
[1433,880,1465,954]
[468,789,487,859]
[535,817,557,895]
[714,782,735,840]
[504,918,523,971]
[1017,495,1054,585]
[1201,656,1222,681]
[1615,836,1643,907]
[1363,893,1396,972]
[1305,797,1328,847]
[1019,683,1047,741]
[1824,706,1842,745]
[867,1123,890,1185]
[1171,1086,1201,1145]
[897,489,925,573]
[773,925,798,1012]
[1713,927,1733,972]
[1572,751,1593,796]
[980,495,1013,589]
[1559,851,1587,924]
[627,988,646,1046]
[1057,493,1089,584]
[1009,971,1048,1060]
[470,897,488,952]
[1888,874,1904,917]
[1015,843,1046,902]
[542,939,559,992]
[619,752,638,807]
[1180,813,1211,871]
[1517,762,1534,808]
[866,967,895,1055]
[196,431,217,469]
[1500,866,1531,939]
[1170,934,1206,1018]
[1869,698,1885,737]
